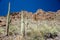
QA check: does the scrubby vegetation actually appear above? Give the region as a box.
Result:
[9,25,20,35]
[25,22,59,40]
[0,27,5,35]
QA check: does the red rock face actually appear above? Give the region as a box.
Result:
[0,9,60,27]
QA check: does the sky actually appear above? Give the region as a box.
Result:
[0,0,60,16]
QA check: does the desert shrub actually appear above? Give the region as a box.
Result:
[26,22,59,40]
[38,23,59,39]
[0,27,5,34]
[39,23,58,34]
[26,30,45,40]
[9,25,20,35]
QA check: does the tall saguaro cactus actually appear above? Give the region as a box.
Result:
[6,2,10,36]
[20,11,25,40]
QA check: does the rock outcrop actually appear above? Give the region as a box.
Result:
[0,9,60,27]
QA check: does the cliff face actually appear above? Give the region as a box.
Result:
[0,9,60,27]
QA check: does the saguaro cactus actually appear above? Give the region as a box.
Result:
[6,2,10,36]
[20,11,25,40]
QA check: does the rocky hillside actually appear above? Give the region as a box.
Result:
[0,9,60,40]
[0,9,60,27]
